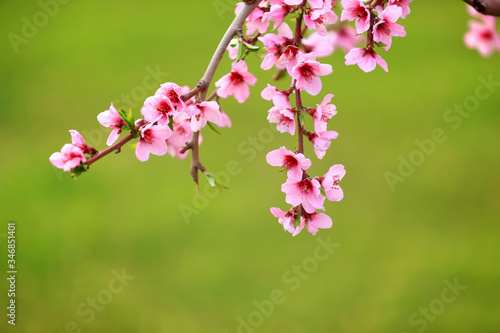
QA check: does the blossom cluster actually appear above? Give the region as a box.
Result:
[342,0,411,72]
[464,5,500,57]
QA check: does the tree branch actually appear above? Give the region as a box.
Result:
[463,0,500,16]
[85,132,137,168]
[182,1,260,185]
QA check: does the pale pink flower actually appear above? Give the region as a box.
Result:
[464,18,500,57]
[304,2,338,36]
[186,101,222,132]
[141,95,176,126]
[155,82,186,112]
[388,0,412,19]
[302,212,333,235]
[266,147,312,179]
[340,0,371,34]
[49,144,86,171]
[165,118,202,159]
[261,84,290,106]
[267,97,296,135]
[307,130,339,159]
[281,173,325,214]
[302,31,335,58]
[373,6,406,50]
[236,2,270,35]
[312,94,337,133]
[266,3,293,30]
[215,60,257,103]
[69,130,96,155]
[270,207,297,234]
[345,47,388,72]
[135,119,172,162]
[259,23,294,70]
[320,164,346,201]
[215,111,232,128]
[331,25,364,52]
[97,103,126,146]
[291,53,333,96]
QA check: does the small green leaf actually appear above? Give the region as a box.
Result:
[243,41,260,52]
[70,164,87,179]
[299,112,305,127]
[236,40,246,62]
[204,173,216,187]
[167,115,174,131]
[374,41,387,48]
[207,122,221,135]
[118,108,136,129]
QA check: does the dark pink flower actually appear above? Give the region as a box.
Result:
[266,147,312,179]
[345,47,388,72]
[340,0,371,34]
[259,23,294,70]
[281,173,325,214]
[141,95,176,126]
[215,60,257,103]
[302,212,333,236]
[97,103,126,146]
[69,130,96,156]
[155,82,186,112]
[304,1,338,36]
[135,119,172,162]
[307,130,339,159]
[49,144,86,171]
[373,5,406,50]
[186,101,222,132]
[290,53,333,96]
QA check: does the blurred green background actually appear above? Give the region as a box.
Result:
[1,1,499,332]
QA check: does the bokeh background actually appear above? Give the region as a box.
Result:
[1,1,499,332]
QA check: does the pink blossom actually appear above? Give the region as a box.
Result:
[236,2,270,35]
[312,94,337,133]
[69,130,97,156]
[215,60,257,103]
[302,212,333,236]
[281,173,325,214]
[307,130,339,159]
[388,0,412,19]
[373,5,406,50]
[320,164,346,201]
[215,111,232,128]
[464,18,500,57]
[302,31,335,58]
[261,84,290,106]
[97,103,126,146]
[345,47,388,72]
[266,147,312,179]
[135,119,172,162]
[331,25,364,52]
[155,82,186,112]
[259,23,294,70]
[340,0,371,34]
[165,118,202,159]
[270,207,296,234]
[49,144,86,171]
[186,101,222,132]
[304,2,338,36]
[267,97,296,135]
[266,3,293,30]
[141,94,176,126]
[290,53,333,96]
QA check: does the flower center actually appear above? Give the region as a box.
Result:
[157,100,173,115]
[230,72,244,84]
[282,155,298,171]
